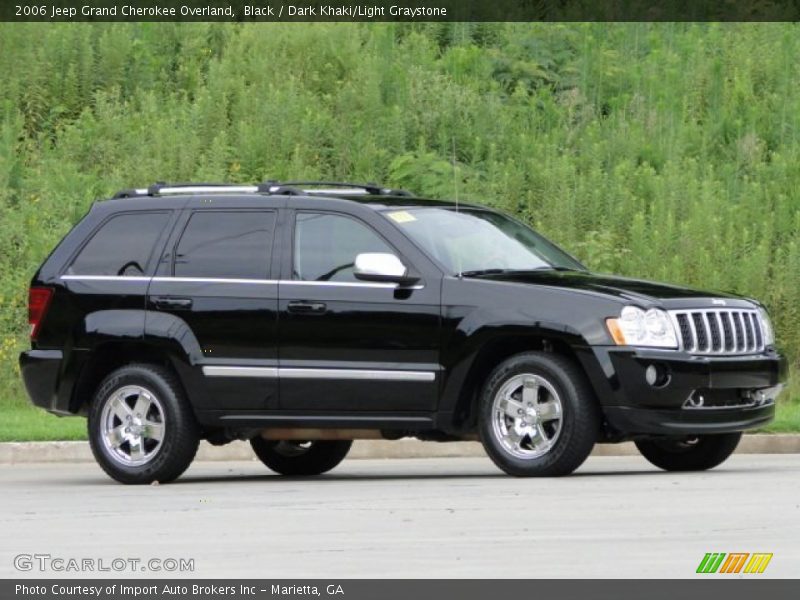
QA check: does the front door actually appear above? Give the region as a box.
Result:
[278,210,440,413]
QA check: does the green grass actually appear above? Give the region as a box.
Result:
[761,397,800,433]
[0,405,87,442]
[2,22,800,437]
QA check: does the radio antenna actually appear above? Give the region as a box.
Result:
[452,136,459,214]
[452,136,463,278]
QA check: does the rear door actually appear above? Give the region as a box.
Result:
[146,196,283,410]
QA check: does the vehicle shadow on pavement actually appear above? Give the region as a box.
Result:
[166,465,767,484]
[20,463,770,486]
[173,472,510,484]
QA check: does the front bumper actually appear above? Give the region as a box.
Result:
[603,402,776,435]
[592,347,787,436]
[19,350,69,415]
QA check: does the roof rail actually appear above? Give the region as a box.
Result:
[113,182,259,198]
[278,181,414,197]
[149,182,262,196]
[111,181,413,199]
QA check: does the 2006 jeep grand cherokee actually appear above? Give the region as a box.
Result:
[20,181,786,484]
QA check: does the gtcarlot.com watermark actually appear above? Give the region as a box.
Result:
[14,553,194,573]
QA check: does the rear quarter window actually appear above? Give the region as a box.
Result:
[66,211,171,276]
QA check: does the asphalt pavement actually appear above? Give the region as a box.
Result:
[1,455,798,578]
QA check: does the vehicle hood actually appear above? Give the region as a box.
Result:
[476,271,752,308]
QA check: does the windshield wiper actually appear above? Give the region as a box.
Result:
[459,268,514,277]
[459,266,583,277]
[530,266,583,272]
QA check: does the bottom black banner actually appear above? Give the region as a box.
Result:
[1,580,798,600]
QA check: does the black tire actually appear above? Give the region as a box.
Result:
[635,433,742,472]
[250,438,352,476]
[479,351,600,477]
[88,364,199,485]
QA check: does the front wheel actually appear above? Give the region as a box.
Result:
[635,433,742,472]
[250,438,352,475]
[479,352,600,477]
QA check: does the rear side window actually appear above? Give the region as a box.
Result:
[174,210,275,279]
[68,212,170,276]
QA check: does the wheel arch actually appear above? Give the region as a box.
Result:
[69,341,190,415]
[444,331,598,432]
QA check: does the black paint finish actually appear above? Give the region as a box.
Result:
[19,191,787,440]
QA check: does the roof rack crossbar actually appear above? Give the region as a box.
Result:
[256,182,305,196]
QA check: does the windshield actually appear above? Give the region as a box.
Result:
[382,207,585,275]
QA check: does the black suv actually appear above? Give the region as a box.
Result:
[20,182,786,484]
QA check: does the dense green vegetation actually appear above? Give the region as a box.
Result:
[1,22,799,439]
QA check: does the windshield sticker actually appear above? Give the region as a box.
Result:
[387,211,416,223]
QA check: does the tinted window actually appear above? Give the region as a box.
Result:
[68,212,170,276]
[294,213,393,282]
[381,207,585,274]
[175,211,275,279]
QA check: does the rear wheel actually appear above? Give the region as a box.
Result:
[88,364,199,484]
[635,433,742,472]
[479,351,600,477]
[250,438,352,475]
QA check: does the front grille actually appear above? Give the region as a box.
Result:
[668,308,766,355]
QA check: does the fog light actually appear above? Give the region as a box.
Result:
[645,364,669,387]
[686,392,705,408]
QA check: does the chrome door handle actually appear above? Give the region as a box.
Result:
[287,301,327,314]
[152,296,193,310]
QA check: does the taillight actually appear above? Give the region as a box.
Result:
[28,287,53,341]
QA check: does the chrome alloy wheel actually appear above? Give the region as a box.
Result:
[491,374,563,459]
[100,385,166,466]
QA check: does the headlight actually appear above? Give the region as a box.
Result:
[758,307,775,346]
[606,306,678,348]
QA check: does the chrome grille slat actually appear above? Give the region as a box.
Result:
[743,312,752,351]
[703,312,717,352]
[691,313,709,351]
[674,314,692,351]
[687,312,698,352]
[746,312,757,352]
[721,312,734,352]
[714,312,725,354]
[753,313,763,348]
[668,307,765,356]
[733,312,744,352]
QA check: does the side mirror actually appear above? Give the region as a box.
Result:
[354,253,419,285]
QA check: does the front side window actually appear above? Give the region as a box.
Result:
[381,207,585,275]
[68,211,170,276]
[293,212,393,282]
[175,210,275,279]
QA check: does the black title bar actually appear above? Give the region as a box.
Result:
[2,0,800,22]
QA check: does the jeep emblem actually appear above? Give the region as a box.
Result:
[711,299,727,306]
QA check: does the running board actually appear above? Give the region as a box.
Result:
[216,414,435,429]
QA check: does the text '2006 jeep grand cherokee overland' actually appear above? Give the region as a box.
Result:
[20,181,786,484]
